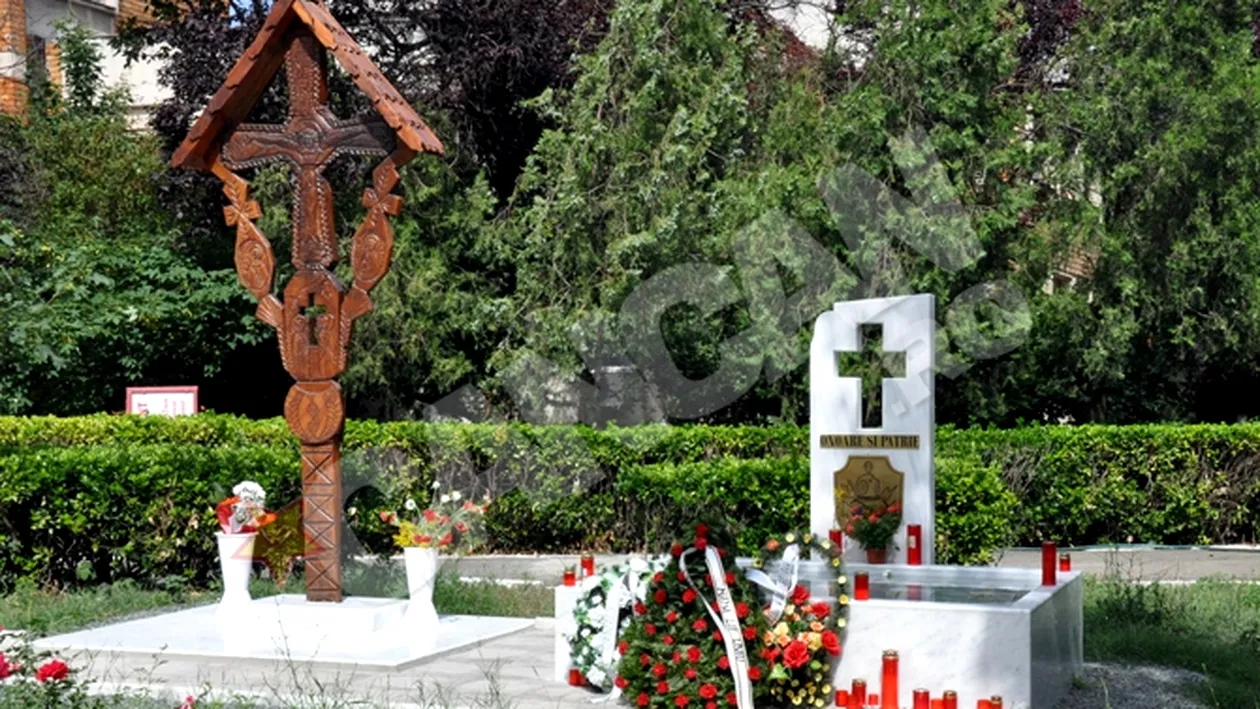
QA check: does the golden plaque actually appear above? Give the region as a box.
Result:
[834,456,904,521]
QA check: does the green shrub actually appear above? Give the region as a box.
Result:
[2,415,1260,588]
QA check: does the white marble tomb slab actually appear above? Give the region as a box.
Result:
[33,595,533,671]
[810,294,937,564]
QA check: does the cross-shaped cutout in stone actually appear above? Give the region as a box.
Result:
[300,294,327,345]
[835,323,907,428]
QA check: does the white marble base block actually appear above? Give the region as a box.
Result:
[35,595,533,671]
[832,564,1084,709]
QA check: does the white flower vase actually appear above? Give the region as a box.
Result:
[404,546,441,636]
[217,532,256,607]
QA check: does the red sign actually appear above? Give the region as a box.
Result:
[125,386,199,417]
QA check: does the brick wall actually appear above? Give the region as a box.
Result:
[0,0,27,115]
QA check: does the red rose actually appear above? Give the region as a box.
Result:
[695,537,708,551]
[699,683,718,700]
[692,618,708,633]
[747,666,762,681]
[619,641,629,654]
[810,602,830,619]
[675,695,690,708]
[727,693,738,706]
[760,647,780,662]
[821,630,841,656]
[655,590,668,605]
[725,571,735,585]
[707,704,717,709]
[712,630,724,642]
[868,513,878,523]
[658,681,671,695]
[641,653,651,667]
[704,573,712,586]
[616,676,630,689]
[646,624,657,636]
[667,611,679,623]
[653,663,668,678]
[735,602,749,619]
[672,651,682,665]
[742,626,757,640]
[717,656,729,670]
[654,572,665,584]
[696,523,709,537]
[790,585,810,606]
[678,571,688,582]
[671,543,684,557]
[682,589,697,604]
[663,635,675,646]
[35,659,70,683]
[635,602,648,616]
[638,694,650,707]
[783,640,810,669]
[684,667,697,679]
[687,646,702,663]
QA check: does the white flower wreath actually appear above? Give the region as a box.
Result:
[565,555,669,691]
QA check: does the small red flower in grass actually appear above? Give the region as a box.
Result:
[36,658,70,683]
[0,653,13,680]
[637,694,650,707]
[699,684,718,700]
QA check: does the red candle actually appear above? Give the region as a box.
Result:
[1042,541,1057,586]
[581,553,595,578]
[912,689,929,709]
[931,701,944,709]
[830,529,844,547]
[977,700,992,709]
[836,690,849,707]
[990,697,1003,709]
[867,694,878,707]
[568,668,582,686]
[1059,553,1071,572]
[851,679,867,706]
[880,651,898,709]
[855,572,870,601]
[907,525,922,565]
[943,690,958,709]
[563,568,576,587]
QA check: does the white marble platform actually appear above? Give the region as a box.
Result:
[34,595,533,671]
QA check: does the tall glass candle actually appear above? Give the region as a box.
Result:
[912,689,930,709]
[851,679,867,706]
[942,690,958,709]
[1059,553,1071,572]
[907,525,923,565]
[855,572,870,601]
[1041,541,1057,586]
[881,651,899,709]
[830,529,844,547]
[581,553,595,578]
[989,697,1003,709]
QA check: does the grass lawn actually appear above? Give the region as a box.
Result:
[1084,576,1260,707]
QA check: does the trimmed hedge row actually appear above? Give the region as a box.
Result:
[1,415,1258,588]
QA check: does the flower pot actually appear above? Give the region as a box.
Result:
[216,532,256,606]
[865,547,888,564]
[404,546,441,635]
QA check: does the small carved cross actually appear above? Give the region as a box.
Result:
[836,324,907,428]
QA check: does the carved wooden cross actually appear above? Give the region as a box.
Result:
[171,0,444,603]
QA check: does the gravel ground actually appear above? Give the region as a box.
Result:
[1055,662,1210,709]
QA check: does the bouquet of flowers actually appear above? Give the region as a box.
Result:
[842,503,901,551]
[380,483,488,553]
[215,481,275,534]
[567,556,669,691]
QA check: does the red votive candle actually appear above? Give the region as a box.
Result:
[976,700,991,709]
[580,553,595,578]
[931,701,944,709]
[836,689,849,707]
[831,529,844,547]
[851,679,867,706]
[943,690,958,709]
[907,525,923,566]
[880,651,898,709]
[563,568,576,586]
[1041,541,1057,586]
[867,694,878,707]
[912,689,929,709]
[568,668,582,686]
[855,572,870,601]
[1059,553,1071,572]
[990,697,1003,709]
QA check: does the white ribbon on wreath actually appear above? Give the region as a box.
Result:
[743,543,801,624]
[680,547,756,709]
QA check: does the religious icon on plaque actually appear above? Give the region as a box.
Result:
[834,456,905,521]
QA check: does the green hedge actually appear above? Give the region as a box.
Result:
[1,415,1258,588]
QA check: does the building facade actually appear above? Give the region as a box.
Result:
[0,0,166,120]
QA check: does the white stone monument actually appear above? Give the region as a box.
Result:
[809,294,936,564]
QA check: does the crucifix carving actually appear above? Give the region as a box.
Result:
[171,0,444,603]
[835,323,907,428]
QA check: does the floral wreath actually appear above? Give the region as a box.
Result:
[748,530,849,708]
[567,556,669,690]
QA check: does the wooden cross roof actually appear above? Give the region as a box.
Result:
[171,0,444,171]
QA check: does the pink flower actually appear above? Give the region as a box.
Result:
[0,653,12,680]
[179,696,197,709]
[35,658,70,683]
